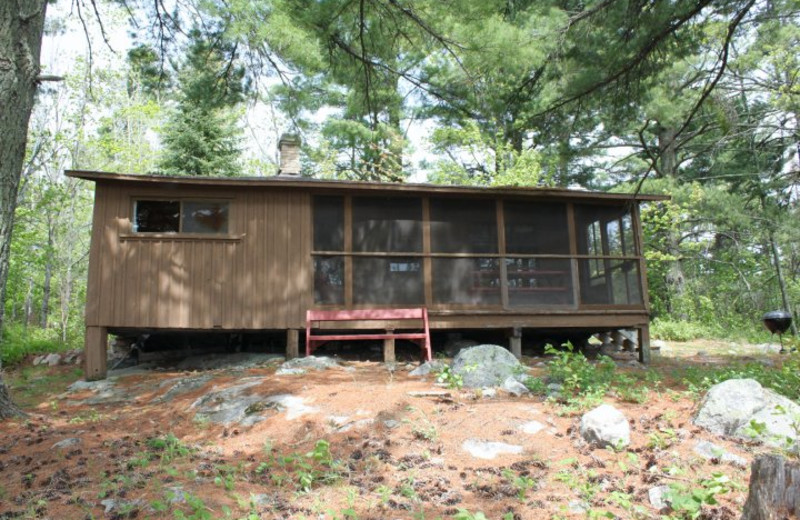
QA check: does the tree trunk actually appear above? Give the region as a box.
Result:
[741,454,800,520]
[0,0,48,420]
[658,125,688,319]
[40,226,53,329]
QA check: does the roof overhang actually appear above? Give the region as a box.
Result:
[65,170,670,203]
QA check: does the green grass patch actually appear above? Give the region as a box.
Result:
[1,323,76,366]
[6,365,83,408]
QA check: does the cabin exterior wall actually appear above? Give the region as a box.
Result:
[85,181,313,333]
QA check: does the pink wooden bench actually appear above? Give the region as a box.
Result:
[305,308,432,362]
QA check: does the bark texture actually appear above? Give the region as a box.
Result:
[0,0,47,420]
[741,454,800,520]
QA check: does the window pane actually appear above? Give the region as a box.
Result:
[575,204,637,256]
[313,196,344,251]
[353,257,423,304]
[506,258,573,307]
[578,259,642,305]
[430,198,497,253]
[504,201,569,254]
[432,258,501,306]
[183,201,229,234]
[352,197,422,252]
[134,200,179,232]
[314,256,344,304]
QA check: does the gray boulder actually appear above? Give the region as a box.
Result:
[176,353,282,371]
[451,344,523,388]
[693,379,800,450]
[580,404,630,449]
[276,356,338,375]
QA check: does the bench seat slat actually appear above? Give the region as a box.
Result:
[308,333,427,341]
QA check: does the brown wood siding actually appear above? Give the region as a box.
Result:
[87,182,312,331]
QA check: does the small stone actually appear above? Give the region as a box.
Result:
[383,419,400,429]
[409,360,446,376]
[44,353,62,366]
[167,487,186,504]
[462,439,523,459]
[693,440,748,468]
[648,485,671,510]
[52,438,81,449]
[568,500,590,513]
[501,376,530,396]
[580,404,631,449]
[520,421,545,435]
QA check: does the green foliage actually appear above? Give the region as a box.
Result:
[651,319,714,342]
[146,434,193,464]
[0,323,69,365]
[665,473,739,520]
[545,343,616,398]
[159,29,246,177]
[435,365,464,390]
[682,357,800,403]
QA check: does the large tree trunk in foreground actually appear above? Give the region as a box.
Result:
[741,454,800,520]
[0,0,48,420]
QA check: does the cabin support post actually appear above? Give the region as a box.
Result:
[638,324,651,365]
[384,328,396,363]
[286,329,299,359]
[509,327,522,359]
[84,326,108,381]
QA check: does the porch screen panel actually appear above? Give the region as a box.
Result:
[432,258,501,305]
[353,257,423,304]
[506,258,574,306]
[314,256,344,304]
[312,196,344,304]
[352,197,422,252]
[313,196,344,251]
[504,201,569,254]
[575,204,641,305]
[430,198,497,253]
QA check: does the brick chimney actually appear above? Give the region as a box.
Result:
[278,134,301,176]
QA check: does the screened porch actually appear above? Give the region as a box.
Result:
[311,194,644,312]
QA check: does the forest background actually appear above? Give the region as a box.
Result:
[2,0,799,364]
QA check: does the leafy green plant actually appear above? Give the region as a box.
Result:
[545,343,616,397]
[147,433,192,464]
[666,473,739,519]
[435,365,464,389]
[501,468,536,501]
[173,492,213,520]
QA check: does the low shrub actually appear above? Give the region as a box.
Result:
[0,323,70,366]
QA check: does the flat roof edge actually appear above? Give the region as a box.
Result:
[64,170,670,201]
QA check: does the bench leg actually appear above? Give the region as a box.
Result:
[286,329,299,360]
[384,328,396,363]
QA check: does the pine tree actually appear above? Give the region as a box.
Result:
[158,30,246,177]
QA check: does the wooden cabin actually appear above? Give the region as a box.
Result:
[67,151,666,380]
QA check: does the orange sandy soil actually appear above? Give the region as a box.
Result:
[0,341,788,520]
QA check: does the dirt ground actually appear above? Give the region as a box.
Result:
[0,340,790,520]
